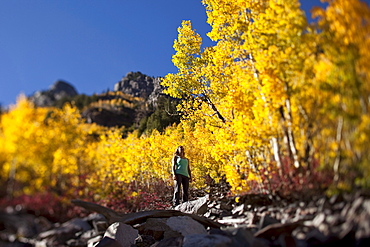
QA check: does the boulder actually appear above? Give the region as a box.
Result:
[137,218,176,240]
[220,227,256,247]
[95,236,122,247]
[0,212,46,239]
[88,235,103,247]
[37,218,91,246]
[175,195,209,215]
[102,222,138,247]
[166,216,207,237]
[135,216,208,242]
[183,234,232,247]
[133,234,156,247]
[153,236,183,247]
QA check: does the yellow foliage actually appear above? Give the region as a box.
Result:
[161,0,370,192]
[1,0,370,199]
[0,95,104,196]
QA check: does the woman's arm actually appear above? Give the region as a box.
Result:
[188,159,192,182]
[172,156,177,180]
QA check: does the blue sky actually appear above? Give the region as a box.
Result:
[0,0,367,107]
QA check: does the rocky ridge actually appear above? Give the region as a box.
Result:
[28,72,170,130]
[114,72,155,99]
[113,71,166,108]
[30,72,164,109]
[30,80,78,107]
[1,191,370,247]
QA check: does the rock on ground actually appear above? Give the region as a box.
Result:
[2,192,370,246]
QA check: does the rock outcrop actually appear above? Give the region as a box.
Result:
[30,80,78,107]
[114,72,157,99]
[114,71,166,108]
[26,72,175,130]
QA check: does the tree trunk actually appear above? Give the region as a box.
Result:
[333,116,344,184]
[285,98,300,168]
[203,94,226,123]
[271,137,283,177]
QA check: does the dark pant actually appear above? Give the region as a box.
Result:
[173,174,189,205]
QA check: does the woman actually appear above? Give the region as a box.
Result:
[172,145,192,206]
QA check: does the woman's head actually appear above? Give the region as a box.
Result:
[175,146,185,157]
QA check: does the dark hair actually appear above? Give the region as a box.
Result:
[174,146,184,157]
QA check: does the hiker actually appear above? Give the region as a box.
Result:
[172,145,192,206]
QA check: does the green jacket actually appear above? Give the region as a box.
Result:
[174,156,190,177]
